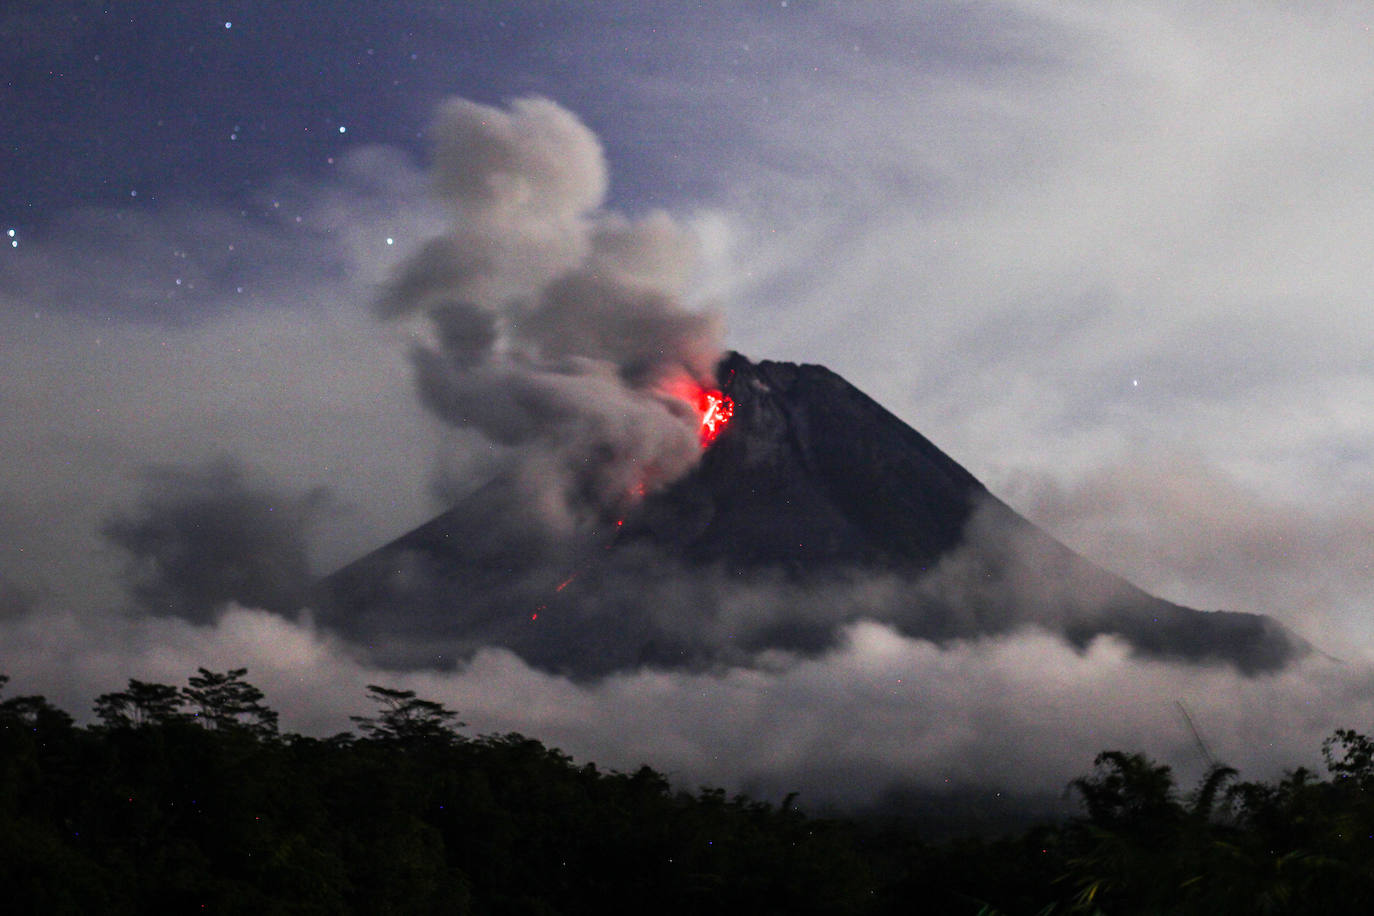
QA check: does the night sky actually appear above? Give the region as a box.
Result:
[5,2,1374,806]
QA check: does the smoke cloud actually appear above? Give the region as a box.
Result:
[377,96,724,531]
[0,574,33,620]
[103,459,329,623]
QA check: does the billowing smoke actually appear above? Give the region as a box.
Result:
[378,96,724,531]
[103,459,329,622]
[0,574,33,620]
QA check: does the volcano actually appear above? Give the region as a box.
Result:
[315,353,1305,676]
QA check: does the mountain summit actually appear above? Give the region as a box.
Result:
[620,352,989,571]
[315,353,1305,676]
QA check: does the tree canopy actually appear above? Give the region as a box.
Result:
[5,668,1374,914]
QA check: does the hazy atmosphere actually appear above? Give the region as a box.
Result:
[4,2,1374,807]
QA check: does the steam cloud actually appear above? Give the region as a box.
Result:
[378,96,724,531]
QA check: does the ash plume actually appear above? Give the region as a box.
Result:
[378,96,724,533]
[0,574,33,620]
[103,459,328,623]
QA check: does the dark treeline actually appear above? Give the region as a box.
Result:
[4,670,1374,914]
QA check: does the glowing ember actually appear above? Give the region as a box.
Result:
[656,374,736,447]
[698,389,734,447]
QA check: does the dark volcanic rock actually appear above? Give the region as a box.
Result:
[314,352,1307,676]
[621,353,985,571]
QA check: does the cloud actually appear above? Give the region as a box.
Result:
[1,602,1369,811]
[0,573,34,620]
[664,3,1374,655]
[429,96,608,229]
[314,479,1303,682]
[1003,449,1374,650]
[376,96,724,532]
[674,4,1374,454]
[0,142,458,612]
[0,203,348,325]
[102,458,330,622]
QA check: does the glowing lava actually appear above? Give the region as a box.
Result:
[528,382,731,626]
[657,373,735,447]
[697,388,734,447]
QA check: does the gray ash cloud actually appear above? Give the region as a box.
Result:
[375,96,724,534]
[103,459,328,623]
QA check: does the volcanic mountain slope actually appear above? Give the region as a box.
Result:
[315,353,1306,676]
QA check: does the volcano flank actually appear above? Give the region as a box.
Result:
[316,353,1306,676]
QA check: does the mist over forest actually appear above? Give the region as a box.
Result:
[7,667,1374,913]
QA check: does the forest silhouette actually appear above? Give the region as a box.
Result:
[4,668,1374,914]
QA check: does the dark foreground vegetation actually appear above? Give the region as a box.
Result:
[5,670,1374,914]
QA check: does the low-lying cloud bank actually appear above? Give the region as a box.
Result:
[4,601,1367,809]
